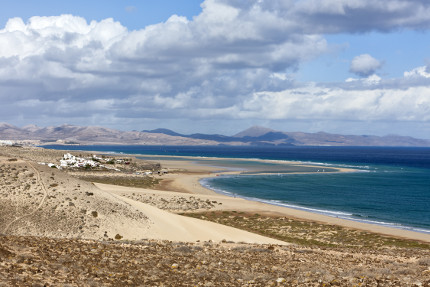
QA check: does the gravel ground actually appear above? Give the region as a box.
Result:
[1,235,430,286]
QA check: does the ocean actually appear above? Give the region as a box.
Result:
[43,145,430,234]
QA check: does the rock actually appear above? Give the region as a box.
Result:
[0,246,14,259]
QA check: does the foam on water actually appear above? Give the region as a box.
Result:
[200,177,430,234]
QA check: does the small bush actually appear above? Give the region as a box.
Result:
[174,246,193,253]
[418,258,430,266]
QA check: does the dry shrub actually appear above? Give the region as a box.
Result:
[418,257,430,266]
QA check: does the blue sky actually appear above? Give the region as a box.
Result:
[1,0,430,139]
[0,0,203,30]
[299,30,430,82]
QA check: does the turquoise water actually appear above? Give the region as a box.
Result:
[201,166,430,233]
[43,145,430,233]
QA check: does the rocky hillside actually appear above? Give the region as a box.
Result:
[0,123,218,146]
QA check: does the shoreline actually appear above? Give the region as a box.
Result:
[3,147,430,285]
[19,145,430,243]
[200,177,430,236]
[147,155,430,243]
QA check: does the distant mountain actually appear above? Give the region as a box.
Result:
[1,123,430,147]
[0,124,219,146]
[281,131,430,147]
[146,125,430,147]
[239,131,296,145]
[144,129,238,143]
[233,126,276,138]
[143,128,183,137]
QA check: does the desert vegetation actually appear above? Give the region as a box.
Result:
[183,211,430,250]
[1,233,429,286]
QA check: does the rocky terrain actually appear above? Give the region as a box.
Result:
[0,235,429,286]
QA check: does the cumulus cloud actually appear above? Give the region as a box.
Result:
[404,65,430,79]
[235,84,430,122]
[1,0,430,132]
[0,8,328,114]
[349,54,382,77]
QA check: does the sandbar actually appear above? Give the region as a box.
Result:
[141,154,430,243]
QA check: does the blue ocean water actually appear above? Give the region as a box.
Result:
[43,145,430,233]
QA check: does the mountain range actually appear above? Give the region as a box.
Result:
[143,126,430,147]
[1,123,430,147]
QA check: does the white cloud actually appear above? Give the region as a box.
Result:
[345,74,382,85]
[0,9,328,106]
[349,54,382,77]
[404,65,430,78]
[1,0,430,136]
[236,84,430,122]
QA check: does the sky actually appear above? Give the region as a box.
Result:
[1,0,430,139]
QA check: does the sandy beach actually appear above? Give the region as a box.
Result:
[1,146,429,286]
[1,146,429,242]
[141,155,430,243]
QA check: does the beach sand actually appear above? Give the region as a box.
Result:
[144,155,430,243]
[1,146,429,243]
[1,146,430,285]
[0,148,284,245]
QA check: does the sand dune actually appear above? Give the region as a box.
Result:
[0,151,284,244]
[0,155,152,241]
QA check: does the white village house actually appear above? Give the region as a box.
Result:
[60,153,99,168]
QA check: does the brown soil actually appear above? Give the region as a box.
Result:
[1,235,430,286]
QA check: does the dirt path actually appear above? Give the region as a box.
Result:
[2,161,48,234]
